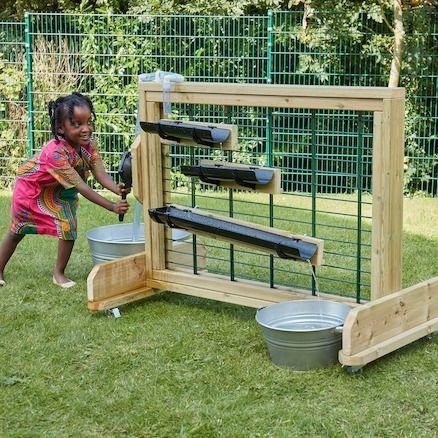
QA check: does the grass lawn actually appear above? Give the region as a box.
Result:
[0,190,437,437]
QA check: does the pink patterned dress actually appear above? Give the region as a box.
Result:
[10,138,105,240]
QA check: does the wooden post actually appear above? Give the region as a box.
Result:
[145,100,166,274]
[371,98,405,299]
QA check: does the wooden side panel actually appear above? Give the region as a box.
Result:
[339,277,438,366]
[371,98,405,299]
[87,240,206,310]
[87,252,151,304]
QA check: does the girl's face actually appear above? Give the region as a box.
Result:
[58,105,93,150]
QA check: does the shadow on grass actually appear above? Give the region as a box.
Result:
[89,290,258,322]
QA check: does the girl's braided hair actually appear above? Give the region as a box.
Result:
[48,92,96,141]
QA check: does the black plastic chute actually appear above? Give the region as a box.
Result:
[180,163,274,189]
[148,205,317,262]
[140,120,230,147]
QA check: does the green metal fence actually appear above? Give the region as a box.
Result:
[1,11,436,192]
[166,104,373,300]
[0,11,436,302]
[272,11,437,196]
[0,21,27,183]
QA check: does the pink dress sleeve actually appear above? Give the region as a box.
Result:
[86,139,106,176]
[45,144,83,188]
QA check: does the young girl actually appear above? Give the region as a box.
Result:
[0,92,129,288]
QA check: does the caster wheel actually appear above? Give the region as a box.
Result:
[106,307,121,318]
[346,366,363,374]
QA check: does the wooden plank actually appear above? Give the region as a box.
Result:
[157,120,238,150]
[386,97,405,294]
[195,160,282,194]
[138,92,153,278]
[371,100,404,299]
[144,92,384,112]
[339,277,438,366]
[145,100,166,272]
[138,82,405,100]
[371,111,384,299]
[149,278,280,308]
[164,204,324,266]
[87,252,148,303]
[88,287,158,311]
[150,269,359,307]
[130,135,143,203]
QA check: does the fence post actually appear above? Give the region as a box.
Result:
[267,10,273,85]
[24,12,34,157]
[266,10,275,288]
[266,10,273,167]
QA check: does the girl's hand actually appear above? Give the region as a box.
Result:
[112,199,129,215]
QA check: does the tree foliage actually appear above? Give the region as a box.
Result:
[1,0,437,18]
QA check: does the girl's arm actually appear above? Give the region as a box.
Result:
[75,180,129,215]
[92,167,122,196]
[88,140,126,196]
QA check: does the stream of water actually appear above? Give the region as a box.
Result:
[307,259,325,326]
[132,200,143,242]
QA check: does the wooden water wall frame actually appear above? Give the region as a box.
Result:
[88,82,405,307]
[86,82,434,369]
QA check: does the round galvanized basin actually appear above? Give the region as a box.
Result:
[86,223,189,265]
[256,300,351,371]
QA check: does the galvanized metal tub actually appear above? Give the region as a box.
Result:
[256,300,351,370]
[86,223,189,265]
